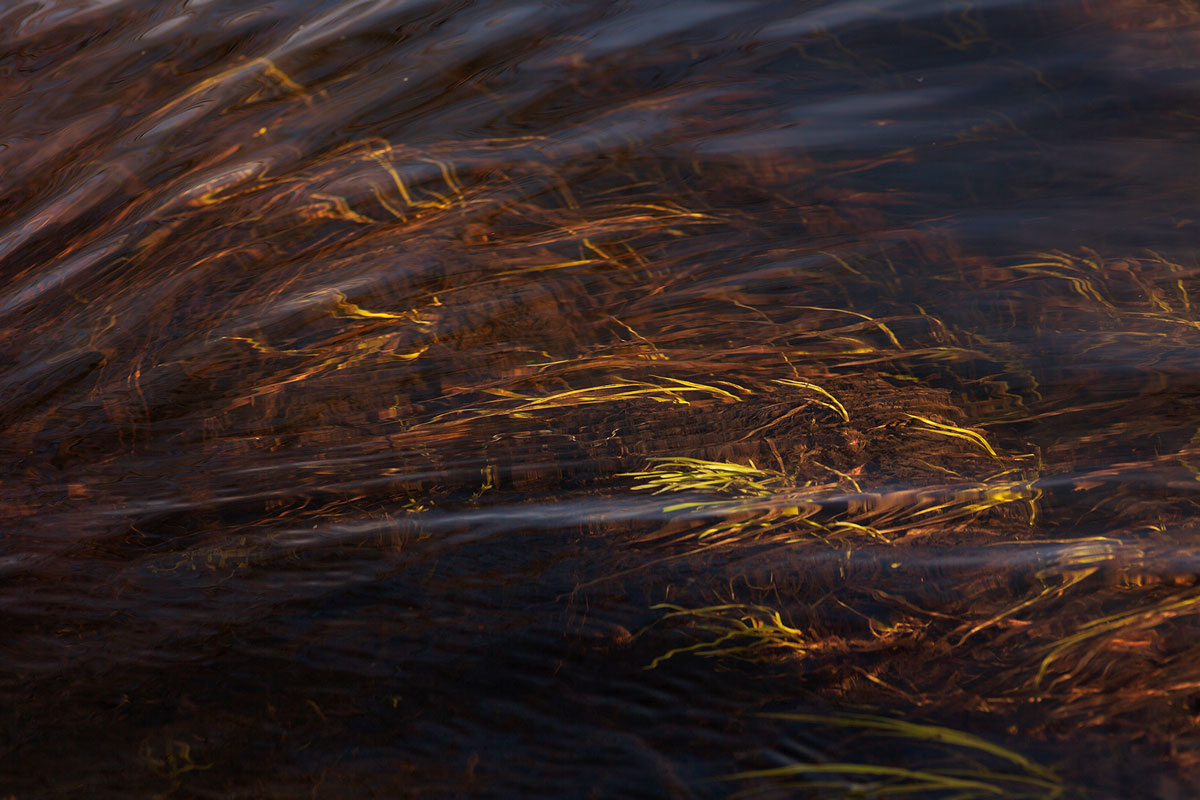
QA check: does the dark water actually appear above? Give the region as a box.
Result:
[3,0,1200,797]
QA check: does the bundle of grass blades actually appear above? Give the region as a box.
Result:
[728,713,1065,799]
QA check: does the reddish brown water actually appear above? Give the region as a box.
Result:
[3,1,1200,797]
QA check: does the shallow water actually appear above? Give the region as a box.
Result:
[3,0,1200,797]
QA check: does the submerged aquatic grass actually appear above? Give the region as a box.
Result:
[720,713,1065,798]
[620,457,790,496]
[638,603,811,669]
[6,0,1200,796]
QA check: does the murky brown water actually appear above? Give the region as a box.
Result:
[3,0,1200,797]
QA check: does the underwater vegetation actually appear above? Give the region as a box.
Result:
[3,0,1200,797]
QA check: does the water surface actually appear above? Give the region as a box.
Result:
[3,0,1200,796]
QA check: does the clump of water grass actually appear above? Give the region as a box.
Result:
[726,712,1066,799]
[1033,591,1200,689]
[620,457,790,497]
[637,602,811,669]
